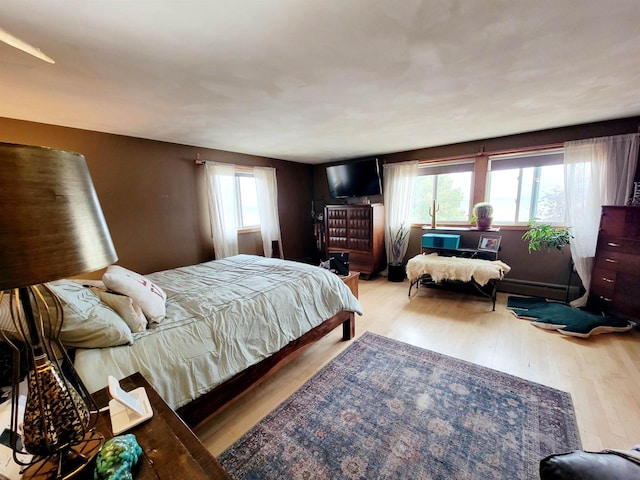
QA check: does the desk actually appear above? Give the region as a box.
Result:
[422,246,499,261]
[420,228,501,260]
[81,373,231,480]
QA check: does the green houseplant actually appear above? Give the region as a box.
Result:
[522,220,572,253]
[388,222,409,282]
[471,202,494,230]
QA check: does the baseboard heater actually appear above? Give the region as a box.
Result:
[498,278,581,302]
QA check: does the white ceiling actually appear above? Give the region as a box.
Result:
[1,1,640,164]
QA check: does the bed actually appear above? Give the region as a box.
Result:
[49,255,362,427]
[406,253,511,310]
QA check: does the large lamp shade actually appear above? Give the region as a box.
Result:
[0,142,117,290]
[0,142,117,478]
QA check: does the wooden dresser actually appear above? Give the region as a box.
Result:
[588,206,640,321]
[325,204,385,277]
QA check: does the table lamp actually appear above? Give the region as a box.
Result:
[0,142,118,479]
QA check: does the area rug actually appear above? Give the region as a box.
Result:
[218,332,581,479]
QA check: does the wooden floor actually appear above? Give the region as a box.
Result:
[195,276,640,456]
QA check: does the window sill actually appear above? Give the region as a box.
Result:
[238,227,261,234]
[419,225,501,232]
[413,224,529,232]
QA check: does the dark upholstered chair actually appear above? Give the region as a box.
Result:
[540,449,640,479]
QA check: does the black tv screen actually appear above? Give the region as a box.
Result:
[326,158,382,198]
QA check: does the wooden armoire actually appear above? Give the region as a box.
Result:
[325,204,385,277]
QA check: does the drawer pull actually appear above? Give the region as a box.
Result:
[602,277,614,283]
[605,258,618,264]
[599,296,613,302]
[607,242,621,247]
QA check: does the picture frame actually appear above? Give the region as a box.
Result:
[478,234,502,252]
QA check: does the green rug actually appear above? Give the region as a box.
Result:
[219,332,581,479]
[506,296,632,337]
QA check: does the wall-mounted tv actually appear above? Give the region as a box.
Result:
[326,158,382,199]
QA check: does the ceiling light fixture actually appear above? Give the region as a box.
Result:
[0,26,55,64]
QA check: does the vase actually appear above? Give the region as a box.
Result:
[476,217,493,230]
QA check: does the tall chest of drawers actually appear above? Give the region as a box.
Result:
[325,204,385,277]
[588,206,640,321]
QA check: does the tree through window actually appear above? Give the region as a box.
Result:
[410,161,473,224]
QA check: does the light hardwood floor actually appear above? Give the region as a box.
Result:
[195,276,640,456]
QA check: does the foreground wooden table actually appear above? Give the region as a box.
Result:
[81,372,231,479]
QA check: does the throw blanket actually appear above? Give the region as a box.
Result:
[406,253,511,286]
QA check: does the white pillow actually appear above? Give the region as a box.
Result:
[92,288,147,333]
[102,266,167,323]
[46,280,133,348]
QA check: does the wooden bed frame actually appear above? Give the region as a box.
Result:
[176,309,355,427]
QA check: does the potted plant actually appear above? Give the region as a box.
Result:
[522,220,572,253]
[388,222,409,282]
[471,202,494,230]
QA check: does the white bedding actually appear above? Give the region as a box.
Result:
[74,255,362,409]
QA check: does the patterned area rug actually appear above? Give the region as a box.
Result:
[218,332,581,479]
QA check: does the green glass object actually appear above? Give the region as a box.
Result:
[94,434,143,480]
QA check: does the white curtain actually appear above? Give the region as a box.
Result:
[254,166,283,258]
[564,133,639,306]
[383,161,419,271]
[205,162,239,259]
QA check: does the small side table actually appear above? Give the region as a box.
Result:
[82,372,231,480]
[339,271,359,298]
[339,272,359,340]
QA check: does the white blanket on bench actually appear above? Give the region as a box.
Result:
[406,253,511,286]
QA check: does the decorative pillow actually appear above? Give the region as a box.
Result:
[102,266,167,323]
[92,288,147,333]
[46,280,133,348]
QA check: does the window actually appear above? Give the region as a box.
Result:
[410,160,474,223]
[488,149,565,224]
[236,172,260,228]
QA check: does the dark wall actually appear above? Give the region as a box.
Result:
[0,117,315,275]
[3,114,637,292]
[313,116,640,298]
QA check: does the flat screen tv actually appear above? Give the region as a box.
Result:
[326,158,382,199]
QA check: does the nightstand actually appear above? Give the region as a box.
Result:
[339,271,359,340]
[339,271,359,298]
[83,372,231,479]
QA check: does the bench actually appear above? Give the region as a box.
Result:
[406,253,511,310]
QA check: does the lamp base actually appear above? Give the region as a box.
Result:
[21,430,103,480]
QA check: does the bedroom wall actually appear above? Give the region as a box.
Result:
[313,116,640,299]
[0,117,315,275]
